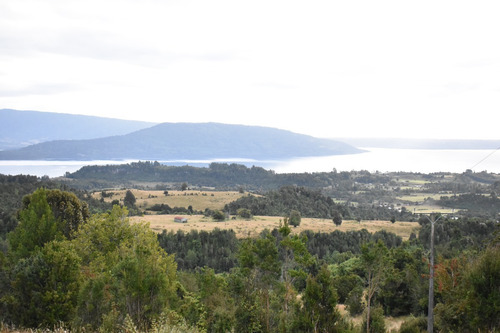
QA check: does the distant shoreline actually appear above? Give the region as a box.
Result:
[334,138,500,150]
[1,148,500,177]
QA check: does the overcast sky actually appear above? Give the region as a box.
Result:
[1,0,499,140]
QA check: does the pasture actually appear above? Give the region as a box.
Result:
[97,189,420,239]
[93,189,248,211]
[130,214,420,240]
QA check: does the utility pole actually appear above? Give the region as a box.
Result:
[425,213,443,333]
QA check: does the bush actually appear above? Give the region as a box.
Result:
[333,210,342,226]
[399,316,427,333]
[361,306,385,333]
[345,285,364,316]
[237,208,252,219]
[212,210,226,222]
[288,210,301,227]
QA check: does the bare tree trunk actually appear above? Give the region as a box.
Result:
[366,300,371,333]
[427,214,442,333]
[427,217,435,333]
[265,290,270,333]
[366,271,372,333]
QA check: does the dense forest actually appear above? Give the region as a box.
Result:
[223,185,415,222]
[63,162,500,219]
[0,171,499,332]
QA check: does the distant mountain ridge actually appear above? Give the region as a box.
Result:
[0,111,362,160]
[0,109,156,151]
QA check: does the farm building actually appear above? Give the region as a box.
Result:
[174,216,188,223]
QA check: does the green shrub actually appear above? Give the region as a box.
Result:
[361,306,386,333]
[399,316,427,333]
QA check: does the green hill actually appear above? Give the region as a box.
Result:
[0,122,363,160]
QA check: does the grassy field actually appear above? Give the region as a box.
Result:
[405,204,455,215]
[397,194,443,202]
[130,214,420,240]
[396,193,456,214]
[97,189,420,239]
[93,189,248,211]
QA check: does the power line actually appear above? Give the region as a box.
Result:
[469,146,500,171]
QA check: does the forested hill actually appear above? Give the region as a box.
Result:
[0,122,362,161]
[0,109,156,150]
[64,161,360,190]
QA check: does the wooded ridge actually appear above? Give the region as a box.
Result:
[0,117,362,160]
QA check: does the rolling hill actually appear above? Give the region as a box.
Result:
[0,120,363,161]
[0,109,156,151]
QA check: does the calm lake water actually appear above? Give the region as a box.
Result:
[0,148,499,178]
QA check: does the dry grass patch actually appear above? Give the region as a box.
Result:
[337,304,411,332]
[404,204,455,215]
[397,194,442,202]
[93,189,248,211]
[131,214,419,240]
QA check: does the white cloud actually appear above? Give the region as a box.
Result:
[1,0,499,140]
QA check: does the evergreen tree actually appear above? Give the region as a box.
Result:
[298,264,340,332]
[435,241,500,331]
[237,234,280,332]
[6,240,81,327]
[72,206,179,330]
[332,210,342,227]
[288,210,301,227]
[123,189,136,208]
[8,188,61,260]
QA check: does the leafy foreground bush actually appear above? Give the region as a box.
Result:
[123,312,203,333]
[0,316,202,333]
[1,188,185,332]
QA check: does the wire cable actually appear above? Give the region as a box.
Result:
[469,146,500,171]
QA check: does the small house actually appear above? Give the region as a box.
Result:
[174,216,188,223]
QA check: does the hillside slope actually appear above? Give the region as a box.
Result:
[0,122,362,160]
[0,109,156,150]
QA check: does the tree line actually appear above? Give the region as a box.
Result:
[225,185,415,222]
[156,228,403,274]
[62,162,500,220]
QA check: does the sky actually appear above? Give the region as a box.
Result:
[1,0,499,140]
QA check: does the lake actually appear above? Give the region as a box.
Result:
[0,148,499,178]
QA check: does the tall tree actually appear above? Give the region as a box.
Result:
[435,241,500,331]
[43,189,90,239]
[8,188,61,260]
[72,206,178,330]
[423,213,443,333]
[288,210,301,227]
[6,240,81,327]
[123,190,136,208]
[237,234,280,332]
[195,267,235,332]
[332,210,342,227]
[300,264,341,333]
[360,240,391,333]
[278,219,315,332]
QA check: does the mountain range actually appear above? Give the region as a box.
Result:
[0,109,155,150]
[0,109,362,161]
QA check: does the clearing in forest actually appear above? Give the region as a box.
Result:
[130,214,420,240]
